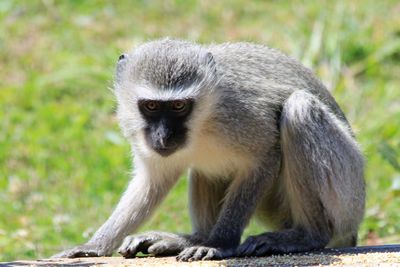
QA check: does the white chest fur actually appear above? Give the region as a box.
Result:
[134,129,254,181]
[186,131,254,179]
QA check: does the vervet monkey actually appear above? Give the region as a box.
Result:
[54,39,365,261]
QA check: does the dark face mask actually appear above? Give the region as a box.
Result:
[138,99,194,157]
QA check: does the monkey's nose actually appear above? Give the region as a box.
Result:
[154,124,172,147]
[154,134,179,156]
[156,134,167,148]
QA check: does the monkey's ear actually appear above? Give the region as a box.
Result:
[116,53,129,70]
[118,53,129,63]
[201,51,214,65]
[115,53,129,85]
[201,51,217,72]
[118,53,128,62]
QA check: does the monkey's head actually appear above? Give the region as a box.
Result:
[114,39,219,157]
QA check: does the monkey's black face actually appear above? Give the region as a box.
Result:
[139,99,194,157]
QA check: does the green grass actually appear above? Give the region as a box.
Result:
[1,0,399,261]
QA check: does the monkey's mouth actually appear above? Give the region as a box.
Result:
[152,145,180,157]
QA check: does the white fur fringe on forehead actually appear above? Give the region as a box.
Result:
[117,74,218,101]
[130,84,203,101]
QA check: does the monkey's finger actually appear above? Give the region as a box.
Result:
[191,247,209,261]
[135,239,153,254]
[254,244,271,257]
[147,242,169,256]
[237,240,259,256]
[119,235,151,257]
[53,244,104,258]
[118,238,130,256]
[176,246,198,261]
[202,248,222,260]
[148,240,181,256]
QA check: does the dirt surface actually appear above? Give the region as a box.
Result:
[2,245,400,266]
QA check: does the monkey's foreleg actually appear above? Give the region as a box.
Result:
[53,157,180,258]
[119,171,231,258]
[177,150,281,261]
[189,171,231,240]
[238,90,364,257]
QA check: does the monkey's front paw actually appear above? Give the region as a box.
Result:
[176,246,234,261]
[118,232,184,258]
[118,234,153,258]
[52,244,109,258]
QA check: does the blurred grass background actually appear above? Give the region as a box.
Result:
[0,0,399,261]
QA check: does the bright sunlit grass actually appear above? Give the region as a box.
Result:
[0,0,399,261]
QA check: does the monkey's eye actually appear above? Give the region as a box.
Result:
[144,101,160,112]
[171,100,186,112]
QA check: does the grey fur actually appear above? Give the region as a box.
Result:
[53,39,365,261]
[189,171,231,238]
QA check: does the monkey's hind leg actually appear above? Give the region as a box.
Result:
[238,90,365,257]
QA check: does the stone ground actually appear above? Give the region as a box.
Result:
[1,245,400,266]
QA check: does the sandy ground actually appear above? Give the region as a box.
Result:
[2,245,400,266]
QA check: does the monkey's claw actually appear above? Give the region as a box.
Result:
[176,246,234,261]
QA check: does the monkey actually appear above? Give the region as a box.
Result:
[53,39,365,261]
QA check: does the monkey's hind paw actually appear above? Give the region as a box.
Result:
[237,235,274,257]
[237,231,328,257]
[176,246,234,261]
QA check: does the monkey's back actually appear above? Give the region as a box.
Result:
[209,43,323,93]
[206,43,348,152]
